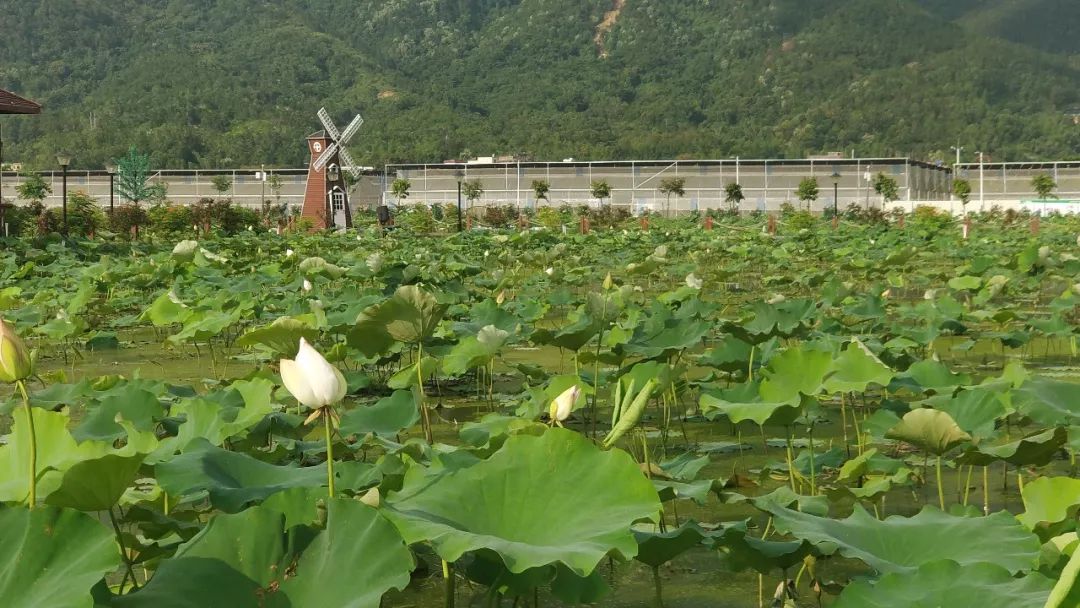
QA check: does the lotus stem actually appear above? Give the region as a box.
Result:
[840,392,850,458]
[17,380,36,509]
[108,507,140,590]
[962,465,973,506]
[417,343,433,444]
[443,560,455,608]
[785,430,797,493]
[652,566,664,608]
[808,428,817,495]
[983,465,990,515]
[324,410,335,498]
[935,456,945,510]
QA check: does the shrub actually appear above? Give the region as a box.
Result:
[397,206,436,233]
[148,203,194,236]
[109,204,151,238]
[536,206,562,230]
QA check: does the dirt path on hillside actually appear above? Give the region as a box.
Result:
[594,0,626,58]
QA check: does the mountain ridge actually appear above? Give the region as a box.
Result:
[0,0,1077,170]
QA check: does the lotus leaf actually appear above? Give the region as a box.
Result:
[0,506,121,608]
[385,427,661,576]
[765,504,1040,574]
[832,560,1053,608]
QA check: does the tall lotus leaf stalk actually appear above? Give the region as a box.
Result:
[0,319,35,507]
[417,343,433,444]
[280,338,346,499]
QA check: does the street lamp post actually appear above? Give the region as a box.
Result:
[950,144,964,166]
[57,153,71,236]
[831,170,841,218]
[976,151,985,211]
[105,163,117,217]
[455,169,465,233]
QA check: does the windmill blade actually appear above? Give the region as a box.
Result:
[312,142,339,172]
[339,148,363,180]
[317,107,341,142]
[338,114,364,146]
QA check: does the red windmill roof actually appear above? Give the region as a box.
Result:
[0,88,41,115]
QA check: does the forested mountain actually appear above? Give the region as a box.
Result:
[1,0,1078,170]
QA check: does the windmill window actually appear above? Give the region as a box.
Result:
[332,189,346,211]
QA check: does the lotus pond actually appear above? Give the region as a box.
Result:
[1,211,1080,607]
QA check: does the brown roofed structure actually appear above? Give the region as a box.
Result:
[0,88,41,115]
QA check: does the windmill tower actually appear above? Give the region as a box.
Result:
[301,108,364,229]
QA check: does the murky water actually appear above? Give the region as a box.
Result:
[15,331,1080,607]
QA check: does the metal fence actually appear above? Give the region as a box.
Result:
[0,169,383,212]
[385,158,953,214]
[954,161,1080,206]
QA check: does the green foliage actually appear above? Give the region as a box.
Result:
[147,203,194,236]
[15,172,50,204]
[210,174,233,196]
[462,179,484,203]
[3,2,1080,167]
[536,205,563,229]
[953,178,972,207]
[532,179,550,202]
[115,146,164,205]
[796,177,820,209]
[873,173,900,204]
[395,205,436,233]
[390,178,411,201]
[724,182,745,210]
[109,204,150,238]
[1031,173,1057,200]
[590,180,611,205]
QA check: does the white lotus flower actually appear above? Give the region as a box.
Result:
[549,385,580,426]
[545,267,554,276]
[923,289,936,300]
[280,338,346,410]
[286,248,295,258]
[302,279,313,292]
[767,294,786,304]
[685,273,703,290]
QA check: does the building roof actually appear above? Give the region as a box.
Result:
[0,88,41,114]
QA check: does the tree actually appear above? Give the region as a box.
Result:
[952,178,972,213]
[872,173,899,209]
[590,180,611,208]
[269,173,284,201]
[115,146,165,205]
[1031,173,1057,200]
[16,172,51,205]
[796,177,819,211]
[211,174,233,196]
[724,182,745,212]
[658,177,686,217]
[462,179,484,205]
[391,178,411,202]
[532,179,550,205]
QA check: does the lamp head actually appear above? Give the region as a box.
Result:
[56,153,72,168]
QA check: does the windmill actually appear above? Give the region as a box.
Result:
[300,107,364,229]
